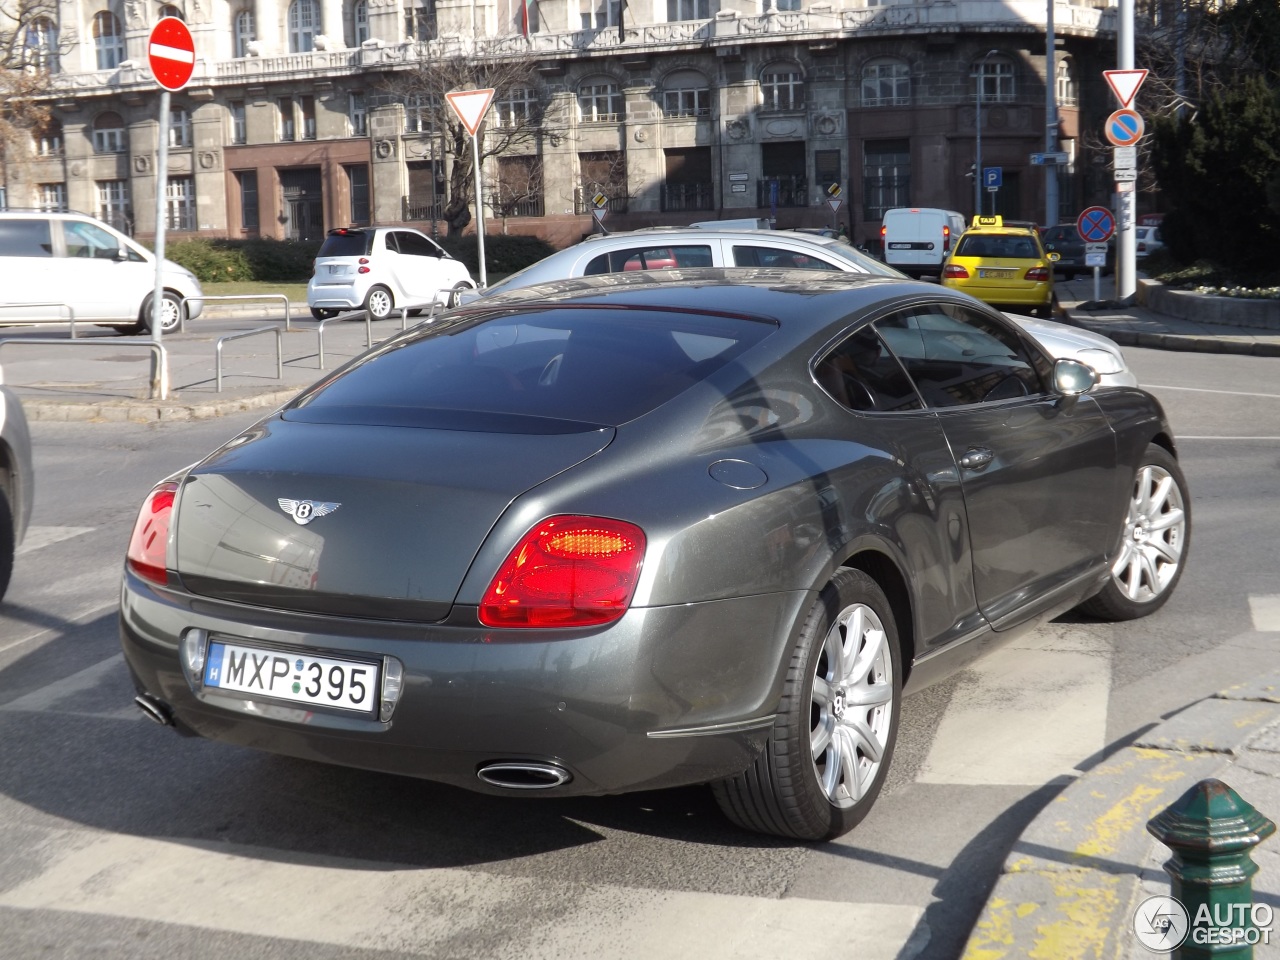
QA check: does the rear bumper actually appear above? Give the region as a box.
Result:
[120,572,806,796]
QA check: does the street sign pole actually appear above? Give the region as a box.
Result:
[471,132,486,289]
[445,89,496,290]
[1116,0,1137,301]
[151,88,170,399]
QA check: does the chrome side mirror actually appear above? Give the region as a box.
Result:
[1053,357,1099,397]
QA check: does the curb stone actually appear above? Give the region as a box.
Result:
[20,389,299,422]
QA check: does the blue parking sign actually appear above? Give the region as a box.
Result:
[983,167,1003,189]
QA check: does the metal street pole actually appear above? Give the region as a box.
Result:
[472,130,487,288]
[1116,0,1136,301]
[975,49,998,219]
[1045,0,1059,228]
[151,89,171,400]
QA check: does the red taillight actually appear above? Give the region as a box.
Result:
[126,481,179,584]
[358,257,370,264]
[880,225,887,239]
[358,266,370,274]
[943,264,969,279]
[1025,267,1051,281]
[479,516,646,628]
[943,225,952,253]
[1138,243,1147,252]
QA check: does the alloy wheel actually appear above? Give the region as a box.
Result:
[1111,463,1187,604]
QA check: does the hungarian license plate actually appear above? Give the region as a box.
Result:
[203,640,379,714]
[327,264,346,275]
[979,269,1013,279]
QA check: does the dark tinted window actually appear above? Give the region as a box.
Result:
[732,245,842,270]
[0,219,53,257]
[955,233,1041,259]
[815,326,922,412]
[875,305,1049,407]
[317,230,373,257]
[394,231,440,257]
[287,307,775,430]
[584,245,714,274]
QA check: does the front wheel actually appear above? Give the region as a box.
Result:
[447,282,471,308]
[362,285,394,320]
[133,291,184,335]
[1078,443,1190,621]
[712,568,901,841]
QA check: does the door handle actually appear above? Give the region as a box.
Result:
[958,446,994,470]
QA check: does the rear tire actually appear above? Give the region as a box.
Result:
[1078,443,1190,621]
[712,568,901,841]
[447,282,471,308]
[310,307,338,320]
[363,285,394,320]
[0,489,14,603]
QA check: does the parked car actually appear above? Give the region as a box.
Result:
[1135,225,1165,259]
[1041,223,1114,278]
[941,216,1057,316]
[879,207,968,278]
[0,210,203,334]
[468,226,1136,387]
[307,226,477,320]
[121,269,1188,841]
[0,382,34,601]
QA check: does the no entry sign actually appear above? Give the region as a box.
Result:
[148,17,195,92]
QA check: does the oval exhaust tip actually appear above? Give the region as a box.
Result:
[134,694,174,726]
[477,762,572,790]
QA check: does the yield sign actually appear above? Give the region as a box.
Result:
[446,88,496,137]
[148,16,195,92]
[827,198,843,214]
[1103,69,1148,108]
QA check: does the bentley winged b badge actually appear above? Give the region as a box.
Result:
[278,498,341,526]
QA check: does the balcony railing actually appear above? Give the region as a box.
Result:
[758,177,807,209]
[403,195,447,221]
[490,196,546,218]
[661,182,714,212]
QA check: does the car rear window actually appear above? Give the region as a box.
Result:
[0,219,53,257]
[317,231,374,257]
[285,306,775,431]
[955,234,1040,259]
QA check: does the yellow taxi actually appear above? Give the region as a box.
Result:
[941,215,1059,316]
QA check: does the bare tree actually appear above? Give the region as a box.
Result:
[382,53,567,235]
[1,0,63,204]
[490,154,544,231]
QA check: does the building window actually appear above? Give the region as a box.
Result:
[299,96,316,139]
[1056,58,1077,107]
[494,156,544,217]
[580,0,621,29]
[288,0,318,52]
[351,0,370,44]
[863,138,910,220]
[24,18,58,71]
[279,99,296,141]
[495,87,538,127]
[405,94,433,133]
[773,0,800,9]
[39,183,67,211]
[229,101,246,143]
[35,119,63,156]
[349,91,367,136]
[169,105,192,147]
[861,58,910,107]
[578,150,628,213]
[93,11,124,70]
[234,9,256,57]
[96,180,130,232]
[345,164,370,224]
[666,0,708,19]
[974,56,1015,103]
[578,80,622,122]
[166,176,196,231]
[761,66,803,111]
[93,113,127,154]
[236,171,259,230]
[159,4,184,19]
[662,71,710,117]
[406,1,436,40]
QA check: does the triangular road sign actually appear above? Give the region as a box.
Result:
[1103,69,1148,108]
[446,88,496,137]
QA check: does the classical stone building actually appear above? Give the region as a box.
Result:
[3,0,1123,248]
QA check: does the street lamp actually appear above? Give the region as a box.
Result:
[974,48,999,218]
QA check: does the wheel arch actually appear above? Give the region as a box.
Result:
[138,288,187,321]
[838,548,916,682]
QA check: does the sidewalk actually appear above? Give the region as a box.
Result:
[961,673,1280,960]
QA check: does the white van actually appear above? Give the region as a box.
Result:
[0,210,203,333]
[880,207,967,278]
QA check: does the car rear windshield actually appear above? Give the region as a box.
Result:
[317,231,374,257]
[285,306,776,431]
[955,234,1041,259]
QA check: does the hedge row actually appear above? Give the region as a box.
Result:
[164,233,556,284]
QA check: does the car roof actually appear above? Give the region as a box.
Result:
[582,227,841,248]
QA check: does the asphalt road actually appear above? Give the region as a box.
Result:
[0,344,1277,959]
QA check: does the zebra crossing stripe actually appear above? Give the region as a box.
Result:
[1250,596,1280,632]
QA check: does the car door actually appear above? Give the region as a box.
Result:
[392,229,452,304]
[874,301,1118,630]
[383,230,427,304]
[57,219,138,321]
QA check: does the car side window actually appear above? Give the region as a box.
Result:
[731,245,842,270]
[874,304,1050,407]
[0,219,53,257]
[396,231,440,258]
[584,245,714,275]
[382,232,400,254]
[64,221,120,260]
[815,325,923,413]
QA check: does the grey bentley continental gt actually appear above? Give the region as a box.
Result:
[120,270,1190,841]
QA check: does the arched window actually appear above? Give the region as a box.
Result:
[169,105,192,147]
[288,0,318,53]
[351,0,369,45]
[577,78,622,122]
[24,18,58,71]
[973,55,1015,103]
[760,65,803,111]
[234,9,256,56]
[93,11,124,70]
[861,58,909,107]
[661,70,710,117]
[159,4,184,19]
[1056,58,1077,107]
[93,112,127,153]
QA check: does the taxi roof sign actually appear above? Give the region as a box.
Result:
[972,215,1003,227]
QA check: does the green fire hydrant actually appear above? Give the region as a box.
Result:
[1147,778,1276,958]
